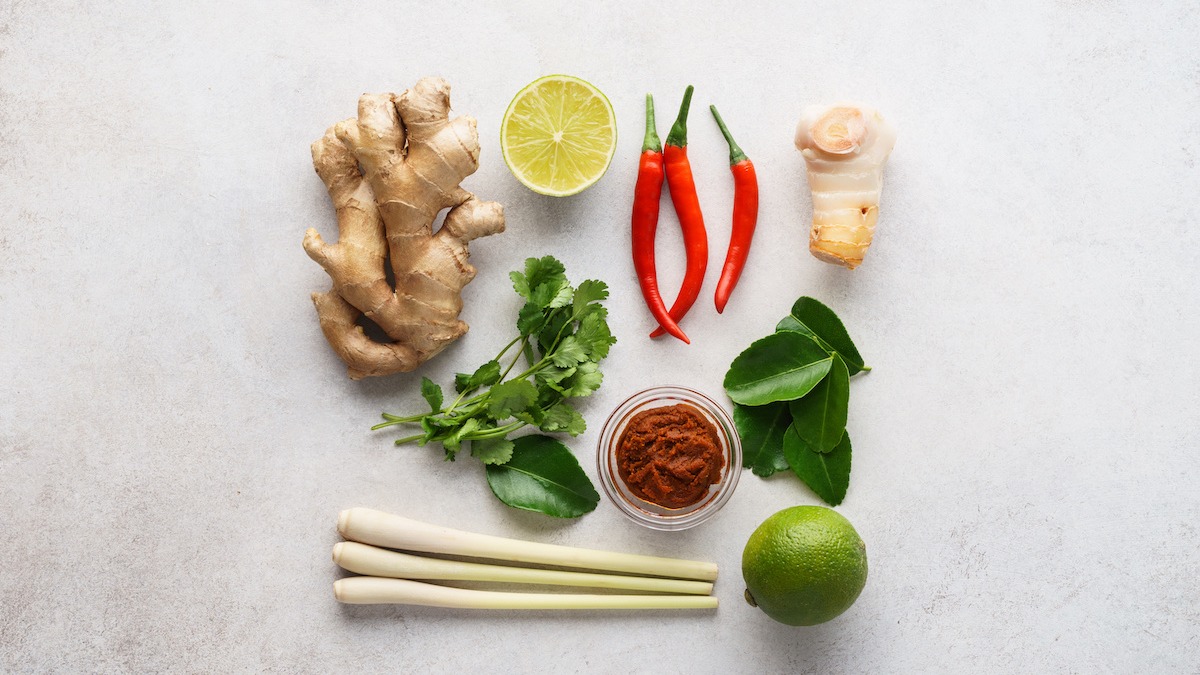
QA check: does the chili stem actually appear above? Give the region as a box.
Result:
[643,93,661,152]
[665,85,694,148]
[709,104,748,165]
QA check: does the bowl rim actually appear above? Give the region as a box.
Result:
[596,385,742,531]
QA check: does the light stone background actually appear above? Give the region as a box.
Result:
[2,1,1198,672]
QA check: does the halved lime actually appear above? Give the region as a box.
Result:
[501,75,617,197]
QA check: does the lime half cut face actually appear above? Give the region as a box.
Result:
[501,75,617,197]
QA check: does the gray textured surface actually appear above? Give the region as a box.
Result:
[2,1,1199,672]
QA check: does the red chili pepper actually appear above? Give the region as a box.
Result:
[650,85,708,339]
[631,94,689,344]
[710,105,759,313]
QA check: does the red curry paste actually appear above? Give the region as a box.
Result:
[616,403,725,509]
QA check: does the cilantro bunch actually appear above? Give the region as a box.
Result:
[373,256,615,518]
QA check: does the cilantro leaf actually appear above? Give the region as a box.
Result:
[533,281,573,310]
[441,417,481,459]
[538,310,573,355]
[536,366,575,385]
[513,256,569,309]
[471,437,515,465]
[550,335,588,367]
[551,361,603,398]
[509,256,565,300]
[514,408,546,426]
[517,302,546,336]
[539,401,587,436]
[486,379,538,419]
[524,256,566,291]
[534,384,561,409]
[455,360,502,395]
[573,279,609,315]
[418,415,462,449]
[510,272,531,299]
[420,377,443,412]
[453,417,481,441]
[575,311,615,359]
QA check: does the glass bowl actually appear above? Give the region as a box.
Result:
[597,386,742,531]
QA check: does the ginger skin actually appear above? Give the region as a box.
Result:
[304,78,504,379]
[795,104,896,269]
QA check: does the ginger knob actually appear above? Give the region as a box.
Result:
[795,104,896,269]
[304,78,505,379]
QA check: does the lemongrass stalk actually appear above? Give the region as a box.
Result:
[338,508,718,581]
[333,577,719,610]
[333,542,714,595]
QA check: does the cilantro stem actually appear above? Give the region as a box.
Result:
[498,338,529,382]
[492,306,591,387]
[466,421,524,440]
[521,339,536,367]
[441,335,524,416]
[542,302,590,358]
[378,342,561,432]
[372,414,422,429]
[444,391,470,416]
[495,334,523,361]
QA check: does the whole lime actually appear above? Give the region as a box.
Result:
[741,505,868,626]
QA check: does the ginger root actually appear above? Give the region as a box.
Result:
[304,78,504,379]
[794,104,896,269]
